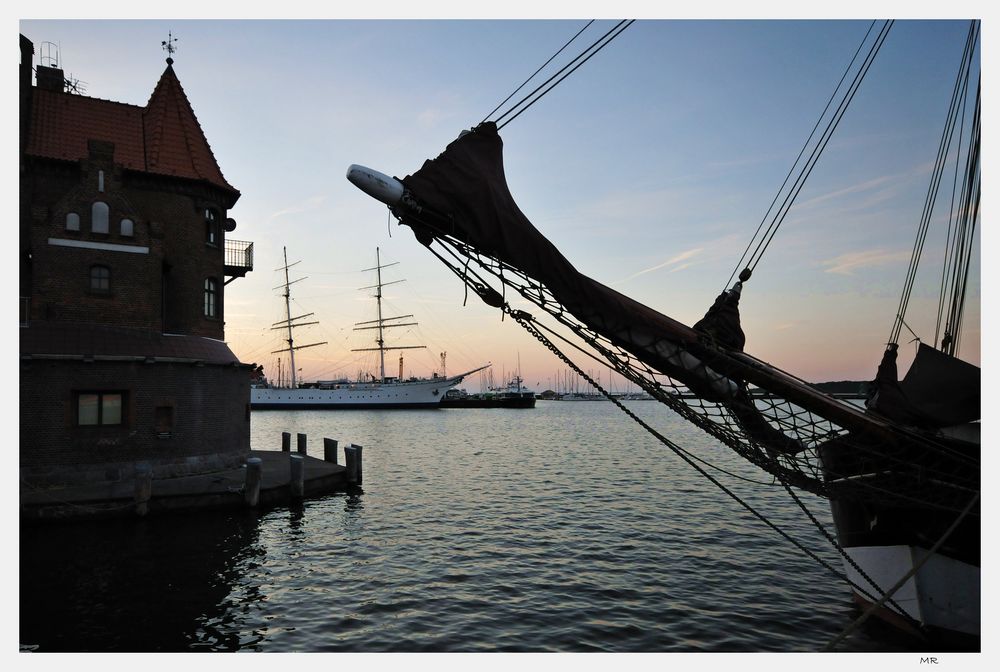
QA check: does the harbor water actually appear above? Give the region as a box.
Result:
[20,400,922,652]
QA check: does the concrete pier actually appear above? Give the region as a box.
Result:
[20,450,349,522]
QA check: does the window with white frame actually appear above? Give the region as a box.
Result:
[77,391,124,426]
[92,201,109,234]
[205,208,218,246]
[204,277,218,317]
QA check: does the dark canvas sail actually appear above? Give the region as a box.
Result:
[399,123,762,401]
[869,343,980,428]
[401,124,698,343]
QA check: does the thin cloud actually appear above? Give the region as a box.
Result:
[268,195,327,221]
[821,248,910,275]
[618,248,704,283]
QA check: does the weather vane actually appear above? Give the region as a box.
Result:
[161,31,178,64]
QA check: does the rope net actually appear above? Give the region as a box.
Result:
[404,230,979,520]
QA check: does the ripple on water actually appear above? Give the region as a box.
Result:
[20,403,926,652]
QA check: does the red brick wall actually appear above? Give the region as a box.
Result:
[24,148,229,339]
[19,357,250,485]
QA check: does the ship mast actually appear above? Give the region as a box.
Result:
[353,247,425,383]
[270,247,327,388]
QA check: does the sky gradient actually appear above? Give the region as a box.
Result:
[16,15,983,391]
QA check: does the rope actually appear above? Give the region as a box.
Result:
[891,20,979,346]
[508,308,898,610]
[775,473,921,634]
[725,19,880,291]
[731,20,893,285]
[482,20,595,124]
[494,20,635,130]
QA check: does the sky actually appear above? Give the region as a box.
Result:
[15,5,987,392]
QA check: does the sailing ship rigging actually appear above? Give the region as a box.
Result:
[346,19,980,646]
[251,247,489,409]
[350,248,426,382]
[269,246,327,389]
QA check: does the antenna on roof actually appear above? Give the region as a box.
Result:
[161,31,178,65]
[64,75,88,95]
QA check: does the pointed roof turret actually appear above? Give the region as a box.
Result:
[24,35,240,209]
[142,62,239,206]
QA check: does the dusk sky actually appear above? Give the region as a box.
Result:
[16,7,985,391]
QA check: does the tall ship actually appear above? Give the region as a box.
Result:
[345,20,980,648]
[250,247,487,410]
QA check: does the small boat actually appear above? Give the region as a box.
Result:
[251,247,488,410]
[441,374,537,408]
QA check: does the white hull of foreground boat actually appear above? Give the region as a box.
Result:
[251,371,480,410]
[841,544,980,638]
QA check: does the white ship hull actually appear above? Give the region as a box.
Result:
[251,371,480,410]
[841,544,980,639]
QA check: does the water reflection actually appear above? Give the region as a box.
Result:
[20,510,264,652]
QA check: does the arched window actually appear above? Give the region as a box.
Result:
[204,278,218,317]
[205,208,218,246]
[90,265,111,292]
[91,201,109,234]
[66,212,80,231]
[120,218,134,236]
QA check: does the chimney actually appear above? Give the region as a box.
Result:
[36,64,65,92]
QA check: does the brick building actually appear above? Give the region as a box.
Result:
[19,35,255,487]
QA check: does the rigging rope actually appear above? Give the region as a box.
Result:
[725,20,880,290]
[493,20,635,130]
[937,78,980,355]
[492,282,904,613]
[891,20,979,347]
[729,20,894,286]
[420,232,960,637]
[482,20,595,124]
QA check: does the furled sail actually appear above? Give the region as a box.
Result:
[401,122,739,402]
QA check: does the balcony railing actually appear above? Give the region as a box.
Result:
[224,239,254,283]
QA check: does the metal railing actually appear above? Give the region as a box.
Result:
[225,239,254,274]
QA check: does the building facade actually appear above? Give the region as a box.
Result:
[19,35,255,487]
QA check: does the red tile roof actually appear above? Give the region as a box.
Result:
[21,322,246,366]
[25,64,239,202]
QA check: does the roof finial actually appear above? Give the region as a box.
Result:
[161,31,178,65]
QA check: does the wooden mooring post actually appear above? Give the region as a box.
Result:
[324,438,338,464]
[244,457,263,507]
[281,431,291,452]
[297,432,308,455]
[289,453,305,499]
[134,465,152,517]
[345,444,363,485]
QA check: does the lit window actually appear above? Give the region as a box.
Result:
[66,212,80,231]
[78,392,123,426]
[205,209,218,246]
[90,265,110,292]
[155,405,174,438]
[98,170,105,193]
[92,201,109,233]
[204,277,218,317]
[120,218,134,236]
